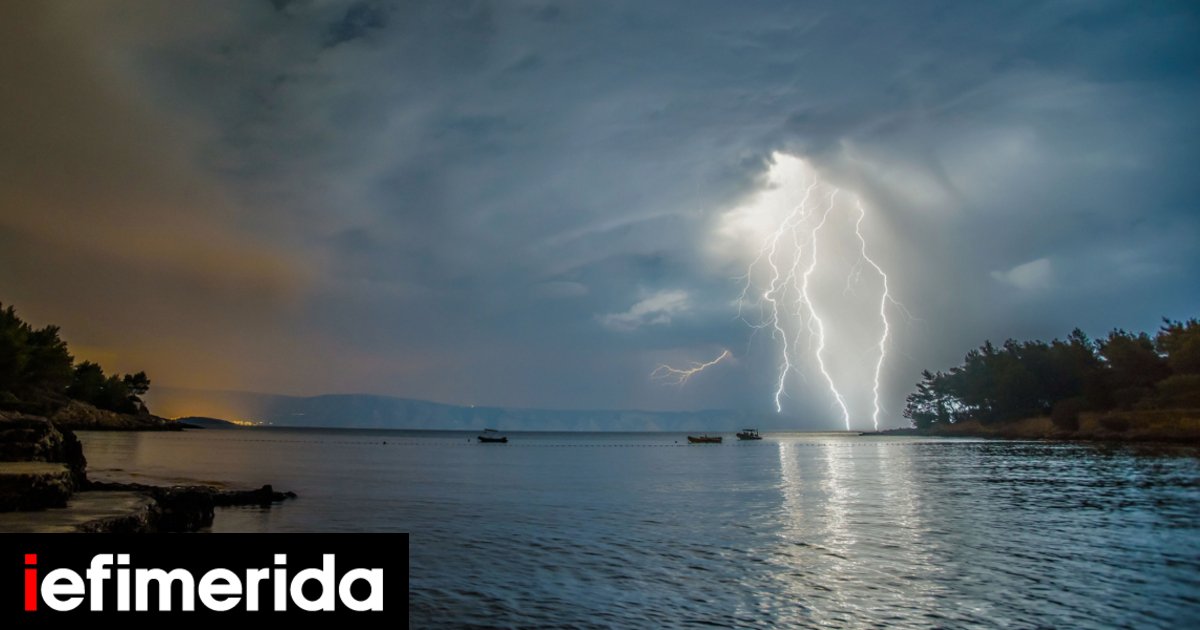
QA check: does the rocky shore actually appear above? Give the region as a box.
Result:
[0,406,295,532]
[0,411,86,510]
[82,481,297,532]
[50,399,183,431]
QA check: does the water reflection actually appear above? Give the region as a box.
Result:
[74,430,1200,628]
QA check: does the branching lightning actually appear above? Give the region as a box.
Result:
[648,156,903,429]
[756,180,819,412]
[734,160,902,430]
[651,349,732,386]
[853,196,893,431]
[799,191,852,427]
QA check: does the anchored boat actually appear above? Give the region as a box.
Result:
[687,434,722,444]
[477,428,508,443]
[736,428,762,440]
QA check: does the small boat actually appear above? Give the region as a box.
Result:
[687,434,722,444]
[736,428,762,440]
[477,428,508,443]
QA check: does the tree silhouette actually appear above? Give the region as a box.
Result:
[1,302,151,414]
[904,318,1199,428]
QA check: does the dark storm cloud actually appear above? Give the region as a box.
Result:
[324,2,388,48]
[2,1,1197,423]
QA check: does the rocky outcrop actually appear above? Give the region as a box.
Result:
[0,411,87,489]
[1,408,295,529]
[0,491,157,533]
[0,482,298,532]
[212,484,297,506]
[0,462,73,511]
[72,492,158,533]
[0,412,81,511]
[86,481,297,532]
[49,400,181,431]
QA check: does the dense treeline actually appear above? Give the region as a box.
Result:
[0,303,150,414]
[904,319,1200,430]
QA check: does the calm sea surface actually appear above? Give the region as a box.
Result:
[78,429,1200,628]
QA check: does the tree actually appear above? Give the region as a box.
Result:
[1099,329,1169,387]
[0,303,73,401]
[903,370,940,428]
[0,304,30,396]
[96,375,134,413]
[66,362,150,413]
[903,370,956,428]
[901,321,1195,428]
[1097,329,1169,408]
[23,325,73,395]
[0,301,152,414]
[1157,318,1200,375]
[67,361,107,405]
[122,371,151,397]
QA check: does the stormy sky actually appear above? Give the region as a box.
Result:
[1,1,1197,427]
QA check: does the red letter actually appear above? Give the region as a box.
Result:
[24,554,37,611]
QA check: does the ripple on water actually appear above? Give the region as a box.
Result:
[76,431,1200,628]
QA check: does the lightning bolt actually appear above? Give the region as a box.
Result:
[853,196,891,431]
[800,190,852,428]
[651,349,732,386]
[734,157,902,430]
[759,181,819,412]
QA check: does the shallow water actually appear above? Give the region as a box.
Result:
[79,429,1200,628]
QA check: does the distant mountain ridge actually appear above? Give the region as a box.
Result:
[147,387,774,432]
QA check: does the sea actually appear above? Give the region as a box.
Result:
[77,429,1200,628]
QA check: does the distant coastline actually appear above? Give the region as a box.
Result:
[147,386,776,433]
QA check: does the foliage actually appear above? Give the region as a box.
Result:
[1156,318,1200,375]
[0,304,74,400]
[904,319,1200,428]
[0,302,150,414]
[1140,374,1200,409]
[1051,397,1083,432]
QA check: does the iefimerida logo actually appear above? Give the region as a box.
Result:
[22,553,383,613]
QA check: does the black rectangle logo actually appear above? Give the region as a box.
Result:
[1,534,407,626]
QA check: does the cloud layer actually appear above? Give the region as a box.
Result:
[2,1,1197,426]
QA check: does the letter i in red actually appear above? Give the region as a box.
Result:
[24,554,37,611]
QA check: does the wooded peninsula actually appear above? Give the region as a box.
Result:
[901,318,1200,441]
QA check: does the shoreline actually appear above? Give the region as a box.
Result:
[1,407,296,532]
[863,409,1200,444]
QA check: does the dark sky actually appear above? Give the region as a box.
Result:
[1,1,1197,428]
